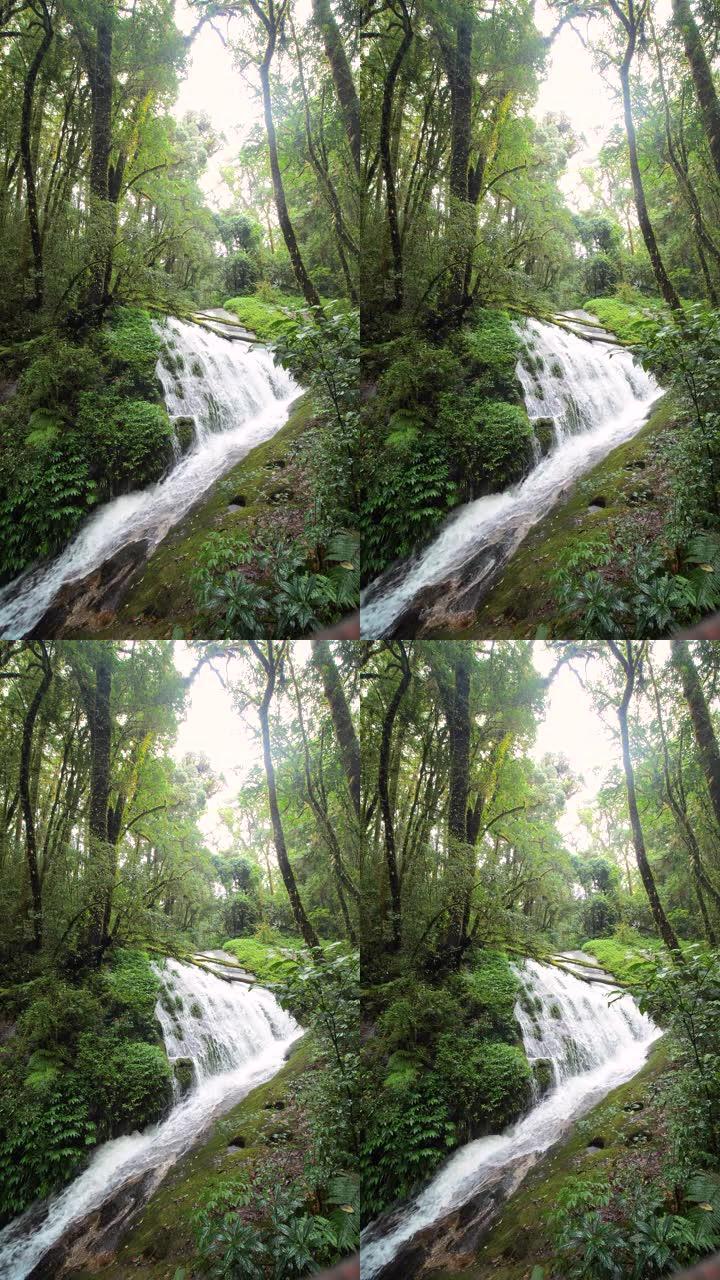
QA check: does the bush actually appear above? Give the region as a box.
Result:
[102,948,162,1040]
[461,950,522,1042]
[78,1038,172,1135]
[437,392,534,494]
[459,307,521,399]
[435,1036,532,1137]
[378,982,464,1055]
[360,1077,455,1220]
[0,1070,96,1222]
[17,983,103,1056]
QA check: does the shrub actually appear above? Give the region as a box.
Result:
[17,983,103,1057]
[460,307,521,398]
[360,1077,455,1220]
[436,392,534,494]
[75,1035,172,1135]
[0,1069,96,1222]
[461,950,522,1042]
[378,982,464,1055]
[102,949,162,1040]
[434,1036,532,1137]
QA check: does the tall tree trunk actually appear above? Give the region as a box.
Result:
[609,642,681,954]
[672,638,720,831]
[311,0,360,174]
[257,16,320,309]
[20,4,52,310]
[311,639,360,817]
[609,2,682,311]
[377,645,411,952]
[19,644,53,950]
[443,648,473,956]
[380,3,412,311]
[86,645,113,956]
[672,0,720,186]
[250,642,320,949]
[83,2,114,320]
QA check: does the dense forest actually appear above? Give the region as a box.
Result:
[360,640,720,1279]
[359,0,720,641]
[0,0,359,640]
[0,639,360,1278]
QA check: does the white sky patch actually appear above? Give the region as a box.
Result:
[171,642,312,848]
[535,0,672,205]
[173,0,312,206]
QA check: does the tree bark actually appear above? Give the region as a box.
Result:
[379,2,412,311]
[311,0,360,174]
[83,1,114,320]
[86,644,113,956]
[613,11,682,312]
[250,642,320,949]
[609,641,681,955]
[311,639,360,817]
[20,3,52,310]
[672,0,720,186]
[255,5,321,308]
[672,639,720,832]
[377,644,411,951]
[19,644,53,950]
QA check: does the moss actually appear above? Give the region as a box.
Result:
[430,1038,670,1280]
[461,392,678,637]
[582,935,661,986]
[584,294,664,346]
[222,933,304,982]
[173,1057,194,1096]
[77,393,316,638]
[84,1036,316,1280]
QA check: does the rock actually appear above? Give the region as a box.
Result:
[534,417,556,457]
[533,1058,554,1098]
[173,1057,194,1096]
[25,1168,158,1279]
[28,540,150,638]
[268,486,293,504]
[368,1152,536,1279]
[228,1133,246,1149]
[228,494,247,511]
[174,417,196,454]
[587,1135,606,1150]
[588,494,607,509]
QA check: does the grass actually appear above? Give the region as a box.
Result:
[583,294,665,346]
[459,392,678,637]
[222,933,305,983]
[582,935,662,986]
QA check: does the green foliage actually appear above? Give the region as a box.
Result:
[435,1036,532,1137]
[360,1077,456,1221]
[582,936,659,986]
[436,393,534,493]
[222,934,304,983]
[0,1071,96,1222]
[461,950,522,1042]
[584,295,664,346]
[75,1037,172,1134]
[460,308,523,399]
[102,949,163,1041]
[193,1173,358,1280]
[191,525,359,639]
[0,308,171,579]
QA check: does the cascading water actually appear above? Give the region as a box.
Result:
[360,312,662,638]
[0,316,299,638]
[0,958,301,1280]
[360,956,660,1279]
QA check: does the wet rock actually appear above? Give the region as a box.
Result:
[25,1168,158,1278]
[368,1153,535,1279]
[532,1057,553,1098]
[534,417,556,457]
[228,494,247,511]
[263,1099,286,1110]
[173,1057,194,1096]
[28,540,150,638]
[174,416,196,454]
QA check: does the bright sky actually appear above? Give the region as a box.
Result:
[532,642,673,848]
[173,0,312,205]
[171,642,311,849]
[535,0,673,205]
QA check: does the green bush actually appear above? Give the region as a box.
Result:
[360,1077,455,1220]
[0,1070,96,1222]
[461,950,522,1042]
[435,1036,532,1137]
[17,983,103,1056]
[437,392,534,494]
[222,934,303,983]
[459,307,521,398]
[76,391,173,489]
[102,948,162,1040]
[102,307,162,393]
[378,982,464,1055]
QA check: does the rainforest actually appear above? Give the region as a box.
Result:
[359,639,720,1280]
[0,0,359,640]
[0,639,360,1278]
[359,0,720,641]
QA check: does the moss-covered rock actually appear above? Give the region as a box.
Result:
[173,1058,194,1096]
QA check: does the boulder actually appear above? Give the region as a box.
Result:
[28,541,149,637]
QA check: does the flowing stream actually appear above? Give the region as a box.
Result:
[360,955,660,1279]
[360,313,662,637]
[0,315,299,638]
[0,958,301,1279]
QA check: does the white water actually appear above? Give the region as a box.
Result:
[360,314,662,637]
[0,317,299,638]
[0,958,300,1279]
[360,956,660,1278]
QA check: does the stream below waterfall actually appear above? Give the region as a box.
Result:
[360,312,662,638]
[0,958,301,1280]
[360,955,660,1280]
[0,315,299,639]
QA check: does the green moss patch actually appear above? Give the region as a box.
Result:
[462,393,678,637]
[78,1035,317,1280]
[83,393,316,638]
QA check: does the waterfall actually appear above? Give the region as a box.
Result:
[360,956,659,1279]
[0,317,299,638]
[360,312,661,638]
[0,958,301,1280]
